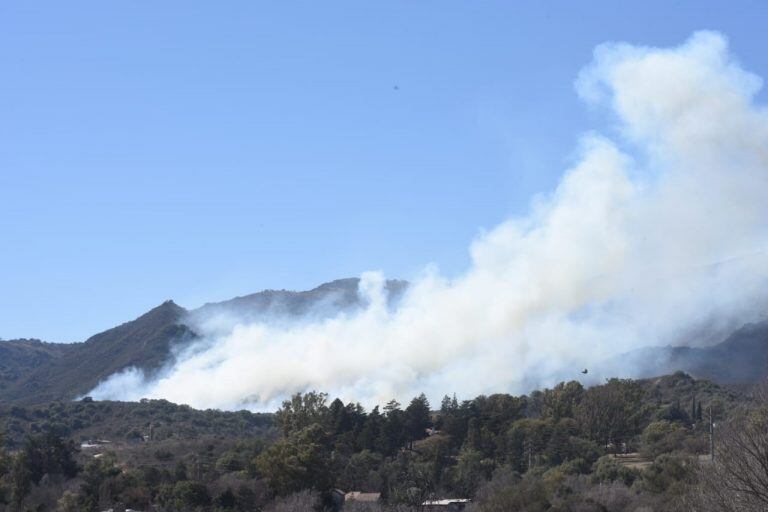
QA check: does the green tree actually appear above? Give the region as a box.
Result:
[453,446,493,497]
[388,457,436,508]
[544,418,600,466]
[216,451,244,472]
[329,400,366,453]
[338,450,383,492]
[79,453,121,512]
[174,460,188,481]
[691,394,697,421]
[214,487,237,510]
[465,418,484,453]
[540,381,584,420]
[439,395,468,448]
[641,420,688,458]
[472,468,549,512]
[172,481,211,510]
[358,406,382,451]
[328,398,349,436]
[638,454,692,494]
[505,418,553,472]
[476,394,528,435]
[590,455,639,486]
[256,424,332,496]
[0,432,7,475]
[377,400,406,455]
[56,490,80,512]
[275,391,329,436]
[23,431,79,484]
[440,394,459,415]
[10,452,31,512]
[405,393,431,447]
[575,378,648,449]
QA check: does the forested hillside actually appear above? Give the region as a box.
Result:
[0,301,191,404]
[0,399,275,449]
[0,372,757,512]
[613,320,768,384]
[1,281,768,510]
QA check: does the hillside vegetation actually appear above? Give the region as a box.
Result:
[0,399,275,449]
[0,279,407,405]
[0,302,190,404]
[0,372,755,512]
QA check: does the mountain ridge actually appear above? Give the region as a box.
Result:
[2,277,767,405]
[605,319,768,384]
[0,278,406,404]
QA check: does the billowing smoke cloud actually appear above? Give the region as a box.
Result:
[90,32,768,410]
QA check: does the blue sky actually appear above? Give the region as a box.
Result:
[1,1,767,342]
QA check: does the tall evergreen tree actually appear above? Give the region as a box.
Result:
[359,406,382,451]
[405,394,432,448]
[329,398,349,436]
[378,400,406,455]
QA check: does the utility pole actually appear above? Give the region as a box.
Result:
[709,406,715,461]
[524,439,532,471]
[691,394,696,423]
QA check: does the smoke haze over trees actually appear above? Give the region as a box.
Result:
[86,32,768,411]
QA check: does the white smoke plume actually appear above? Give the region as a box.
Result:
[90,32,768,410]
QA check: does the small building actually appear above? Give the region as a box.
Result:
[422,498,471,510]
[81,439,111,450]
[345,491,381,503]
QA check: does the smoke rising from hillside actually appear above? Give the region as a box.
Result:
[91,32,768,410]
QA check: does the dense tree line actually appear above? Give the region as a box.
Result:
[250,374,724,510]
[0,399,274,449]
[0,372,747,511]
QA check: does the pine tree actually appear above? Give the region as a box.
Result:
[440,395,453,414]
[359,406,382,451]
[378,400,405,454]
[405,393,431,448]
[329,398,348,436]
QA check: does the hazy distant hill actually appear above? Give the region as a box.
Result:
[192,277,408,323]
[0,278,407,404]
[0,339,71,393]
[602,320,768,384]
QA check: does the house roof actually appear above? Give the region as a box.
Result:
[345,492,381,502]
[423,498,472,505]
